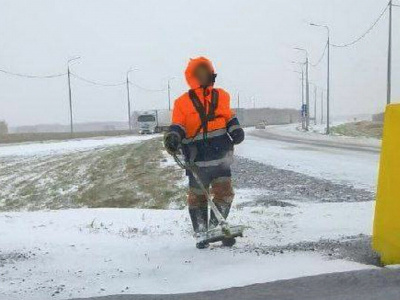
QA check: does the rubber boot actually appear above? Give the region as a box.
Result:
[210,202,236,247]
[189,207,209,249]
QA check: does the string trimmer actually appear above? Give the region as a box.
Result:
[173,153,244,245]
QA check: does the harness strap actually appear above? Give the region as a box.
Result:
[188,89,219,142]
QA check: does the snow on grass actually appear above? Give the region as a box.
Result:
[160,150,188,191]
[0,191,375,300]
[267,123,381,145]
[235,133,380,191]
[0,134,157,158]
[0,138,186,211]
[0,129,379,299]
[160,150,177,168]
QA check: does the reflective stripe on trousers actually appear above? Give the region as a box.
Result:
[193,153,233,168]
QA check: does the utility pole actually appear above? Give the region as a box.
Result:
[67,57,80,135]
[305,56,310,130]
[294,48,310,131]
[321,90,324,124]
[301,69,304,108]
[301,69,305,130]
[310,23,331,134]
[387,0,393,105]
[237,91,240,110]
[127,68,139,132]
[293,67,305,130]
[314,85,317,125]
[310,82,319,126]
[67,66,73,135]
[167,77,175,111]
[327,37,331,134]
[168,80,171,111]
[126,72,132,132]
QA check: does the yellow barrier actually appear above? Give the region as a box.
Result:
[373,103,400,265]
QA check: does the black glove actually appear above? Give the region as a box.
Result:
[227,117,244,145]
[230,128,245,145]
[164,132,181,154]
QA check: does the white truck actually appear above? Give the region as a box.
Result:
[137,110,171,134]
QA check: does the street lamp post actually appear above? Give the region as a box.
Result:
[237,91,240,110]
[387,0,393,105]
[126,72,132,132]
[127,68,139,132]
[321,90,324,124]
[327,35,331,134]
[310,23,331,134]
[168,80,171,111]
[313,84,317,125]
[67,57,80,135]
[294,48,310,131]
[251,96,256,109]
[293,67,305,130]
[309,82,319,126]
[167,77,175,111]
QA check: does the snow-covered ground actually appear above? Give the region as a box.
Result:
[0,197,375,300]
[265,123,381,147]
[236,129,380,191]
[0,131,380,299]
[0,134,156,158]
[0,134,179,212]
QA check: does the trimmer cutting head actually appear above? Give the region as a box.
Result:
[196,224,245,245]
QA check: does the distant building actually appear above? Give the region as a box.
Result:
[236,108,300,127]
[0,121,8,135]
[11,122,128,133]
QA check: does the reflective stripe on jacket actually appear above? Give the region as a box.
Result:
[169,57,242,168]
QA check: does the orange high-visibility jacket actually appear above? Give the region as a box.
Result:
[173,57,233,138]
[169,57,242,168]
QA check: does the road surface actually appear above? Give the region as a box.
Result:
[249,127,380,153]
[236,128,380,191]
[70,268,400,300]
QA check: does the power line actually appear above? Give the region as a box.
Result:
[0,68,66,79]
[70,72,125,87]
[310,42,328,67]
[70,72,167,91]
[129,81,167,92]
[0,66,168,92]
[331,3,389,48]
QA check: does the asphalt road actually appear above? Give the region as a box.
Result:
[249,129,380,154]
[70,268,400,300]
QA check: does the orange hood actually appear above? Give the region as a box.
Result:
[184,56,215,89]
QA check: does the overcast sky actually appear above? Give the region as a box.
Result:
[0,0,398,126]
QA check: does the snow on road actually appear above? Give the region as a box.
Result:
[0,134,156,158]
[0,197,375,300]
[235,132,380,191]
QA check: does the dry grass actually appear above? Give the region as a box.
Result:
[0,138,186,211]
[0,130,136,144]
[331,121,383,139]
